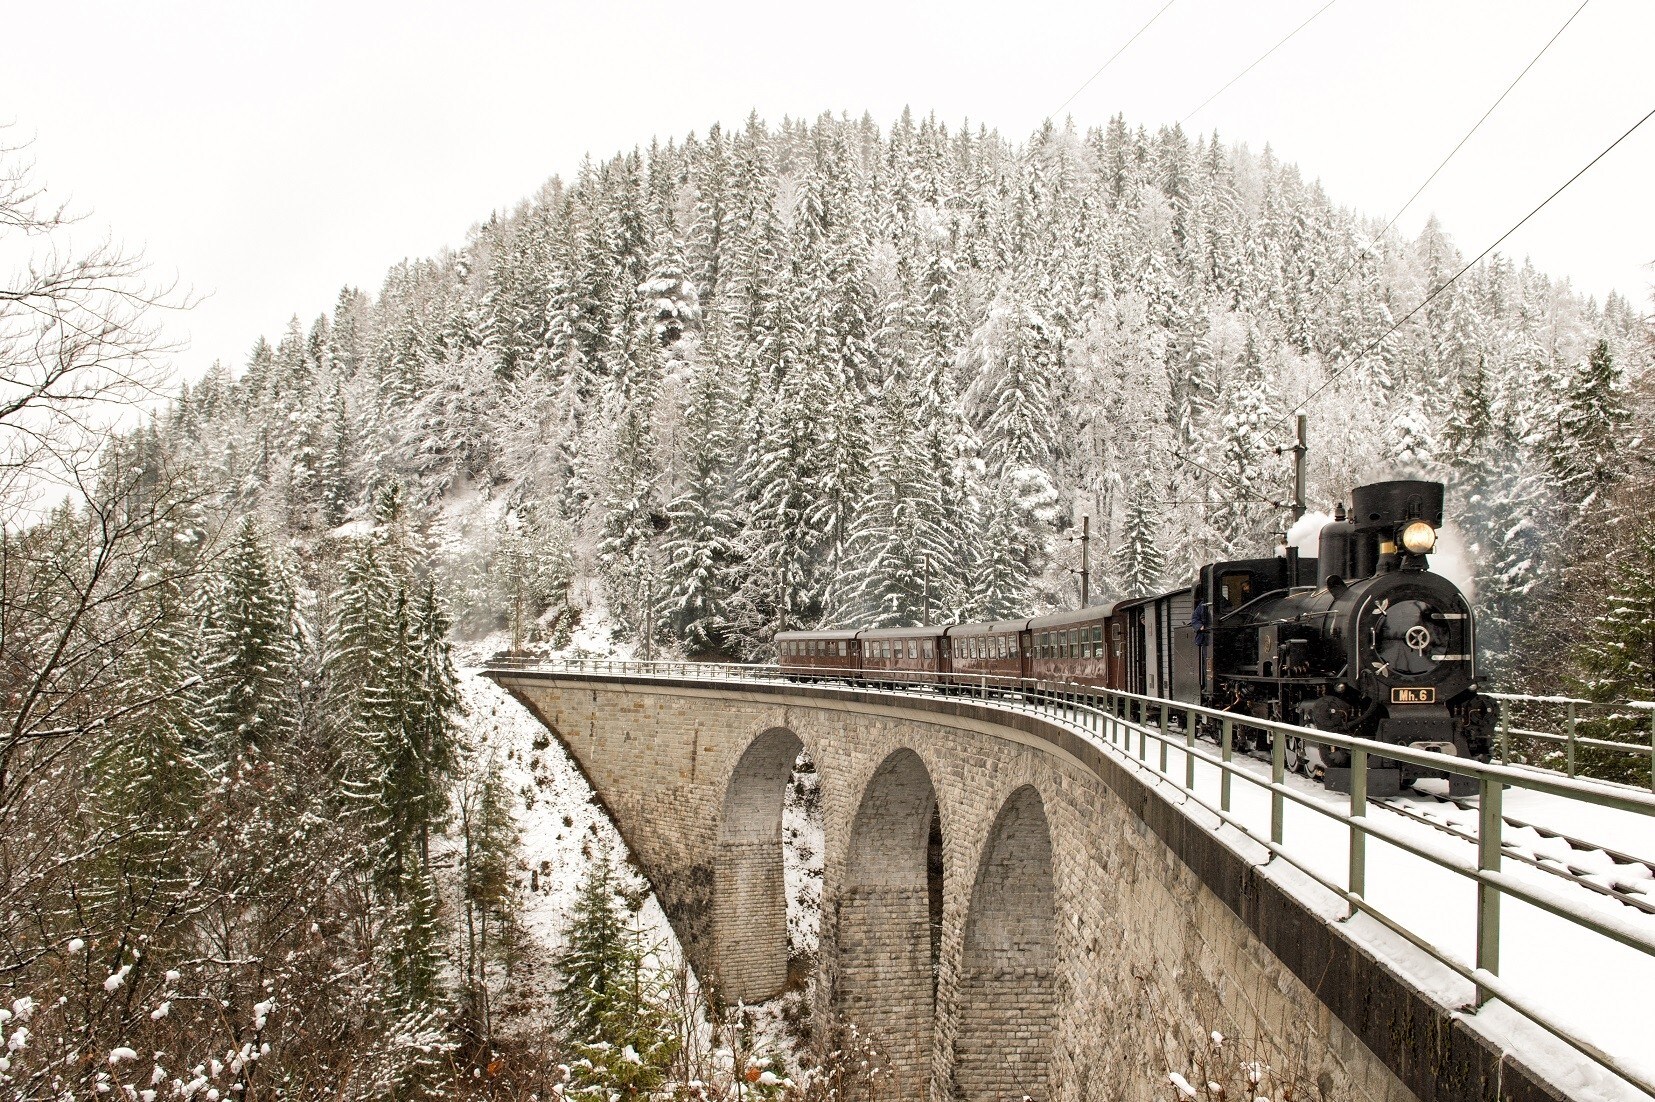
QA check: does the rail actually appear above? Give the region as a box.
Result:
[484,656,1655,1097]
[1485,691,1655,790]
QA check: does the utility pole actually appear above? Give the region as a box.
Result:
[1080,515,1090,608]
[776,569,786,638]
[643,574,655,661]
[1290,414,1308,525]
[922,553,931,625]
[1067,516,1091,607]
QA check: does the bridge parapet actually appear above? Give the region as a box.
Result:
[486,659,1655,1102]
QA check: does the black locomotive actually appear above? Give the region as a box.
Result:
[1193,479,1496,795]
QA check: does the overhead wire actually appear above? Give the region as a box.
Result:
[1047,0,1179,123]
[1362,0,1588,263]
[1181,0,1338,126]
[1168,1,1591,500]
[1278,101,1655,427]
[1310,1,1589,315]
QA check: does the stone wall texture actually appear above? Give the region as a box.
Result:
[493,671,1569,1102]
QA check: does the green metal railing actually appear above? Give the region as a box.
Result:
[484,657,1655,1096]
[1486,691,1655,790]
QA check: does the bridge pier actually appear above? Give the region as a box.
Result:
[834,748,942,1077]
[952,784,1057,1102]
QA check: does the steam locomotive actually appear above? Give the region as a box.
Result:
[777,479,1497,795]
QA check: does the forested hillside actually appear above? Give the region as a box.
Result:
[3,107,1652,1098]
[169,110,1649,679]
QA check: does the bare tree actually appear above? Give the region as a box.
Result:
[0,127,188,508]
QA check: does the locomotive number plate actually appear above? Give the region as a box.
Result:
[1391,687,1437,704]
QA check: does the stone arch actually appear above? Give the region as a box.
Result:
[716,726,805,1002]
[835,748,944,1083]
[953,784,1057,1101]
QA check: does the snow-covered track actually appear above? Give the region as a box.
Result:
[1375,794,1655,915]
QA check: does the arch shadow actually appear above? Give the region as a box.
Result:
[715,726,805,1003]
[836,748,944,1085]
[953,784,1057,1101]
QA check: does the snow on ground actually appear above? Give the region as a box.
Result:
[455,670,680,1026]
[784,752,825,966]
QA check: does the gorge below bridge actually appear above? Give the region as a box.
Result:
[487,665,1578,1102]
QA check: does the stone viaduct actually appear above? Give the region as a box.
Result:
[489,668,1571,1102]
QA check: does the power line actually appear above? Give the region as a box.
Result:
[1279,101,1655,427]
[1160,446,1283,505]
[1368,1,1587,256]
[1048,0,1179,123]
[1182,0,1338,126]
[1317,1,1588,300]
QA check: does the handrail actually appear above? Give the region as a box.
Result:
[1485,690,1655,790]
[484,656,1655,1097]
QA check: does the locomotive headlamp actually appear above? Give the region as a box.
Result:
[1400,520,1437,555]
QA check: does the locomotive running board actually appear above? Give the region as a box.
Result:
[1323,766,1401,797]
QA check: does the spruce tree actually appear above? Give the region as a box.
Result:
[1550,339,1631,511]
[199,517,298,755]
[554,858,679,1096]
[1113,484,1168,599]
[659,353,740,654]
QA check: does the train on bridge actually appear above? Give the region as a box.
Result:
[779,479,1499,796]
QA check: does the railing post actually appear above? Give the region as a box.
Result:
[1184,710,1196,790]
[1566,701,1577,778]
[1500,703,1510,764]
[1649,707,1654,793]
[1159,706,1169,773]
[1348,747,1367,919]
[1220,719,1233,813]
[1270,732,1285,848]
[1476,770,1503,1004]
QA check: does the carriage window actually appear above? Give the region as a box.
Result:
[883,641,893,659]
[839,641,847,656]
[1010,636,1020,658]
[1069,629,1080,657]
[908,640,917,659]
[1039,632,1049,658]
[993,636,1004,659]
[1093,626,1104,644]
[973,638,982,659]
[923,640,934,659]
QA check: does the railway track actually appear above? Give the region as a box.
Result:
[1376,792,1655,916]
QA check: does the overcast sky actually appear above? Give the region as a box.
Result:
[5,1,1652,377]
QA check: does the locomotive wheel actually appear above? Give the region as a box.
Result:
[1284,736,1307,776]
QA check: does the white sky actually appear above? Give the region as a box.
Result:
[4,1,1652,378]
